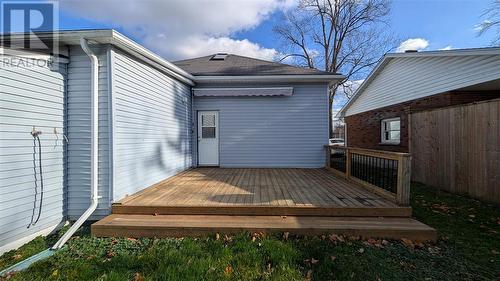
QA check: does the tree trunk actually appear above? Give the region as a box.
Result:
[329,95,334,139]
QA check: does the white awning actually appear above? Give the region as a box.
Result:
[193,87,294,97]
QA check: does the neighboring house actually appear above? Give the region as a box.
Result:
[337,47,500,202]
[0,30,344,253]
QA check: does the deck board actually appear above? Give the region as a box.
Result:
[113,168,411,216]
[92,214,437,242]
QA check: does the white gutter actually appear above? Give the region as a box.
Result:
[194,75,345,85]
[52,37,100,249]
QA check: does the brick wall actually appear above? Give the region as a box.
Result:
[345,91,499,152]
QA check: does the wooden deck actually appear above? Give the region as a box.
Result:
[93,168,436,241]
[112,168,411,217]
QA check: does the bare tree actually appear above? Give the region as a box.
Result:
[477,0,500,45]
[274,0,396,137]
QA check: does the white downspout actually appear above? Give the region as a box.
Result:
[52,37,99,249]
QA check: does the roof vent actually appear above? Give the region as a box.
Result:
[404,50,418,53]
[210,53,228,60]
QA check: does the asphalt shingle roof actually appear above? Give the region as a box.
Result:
[173,54,336,76]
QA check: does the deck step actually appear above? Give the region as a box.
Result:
[112,205,412,217]
[92,214,436,242]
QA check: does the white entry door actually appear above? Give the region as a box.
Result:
[197,111,219,166]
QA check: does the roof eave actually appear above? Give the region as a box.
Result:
[1,29,196,86]
[194,75,345,85]
[336,56,392,118]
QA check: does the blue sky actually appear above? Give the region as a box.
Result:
[44,0,497,59]
[234,0,497,52]
[2,0,496,110]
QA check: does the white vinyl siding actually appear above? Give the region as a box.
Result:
[193,84,329,168]
[345,54,500,116]
[66,45,110,219]
[0,52,66,250]
[111,49,192,201]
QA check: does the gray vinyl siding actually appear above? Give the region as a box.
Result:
[0,53,66,248]
[193,84,329,167]
[66,45,110,219]
[111,49,192,201]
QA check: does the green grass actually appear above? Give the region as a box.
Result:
[1,184,499,281]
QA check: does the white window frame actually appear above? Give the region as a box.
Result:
[381,117,401,145]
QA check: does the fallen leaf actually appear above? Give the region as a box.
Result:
[469,214,476,218]
[305,269,313,281]
[311,258,319,264]
[329,234,345,242]
[215,233,220,240]
[283,232,289,241]
[134,272,144,281]
[51,269,59,277]
[401,238,415,249]
[330,256,337,262]
[127,237,138,242]
[106,250,116,258]
[357,248,365,254]
[415,242,425,249]
[428,246,441,254]
[12,254,22,260]
[349,236,360,241]
[223,235,232,243]
[224,266,233,275]
[153,213,159,216]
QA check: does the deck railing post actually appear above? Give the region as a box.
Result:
[396,154,411,206]
[346,148,351,179]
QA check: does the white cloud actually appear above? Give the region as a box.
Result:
[60,0,296,60]
[438,45,453,51]
[146,36,279,61]
[396,38,429,53]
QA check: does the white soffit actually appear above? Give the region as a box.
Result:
[193,87,294,97]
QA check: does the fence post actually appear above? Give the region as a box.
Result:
[396,154,411,206]
[345,148,351,179]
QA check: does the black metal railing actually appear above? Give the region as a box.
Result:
[329,147,346,173]
[325,145,411,206]
[350,153,398,193]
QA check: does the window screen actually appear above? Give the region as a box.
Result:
[201,113,216,139]
[202,115,216,127]
[202,127,216,138]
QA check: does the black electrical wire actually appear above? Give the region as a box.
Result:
[28,137,38,228]
[28,135,44,228]
[33,136,44,225]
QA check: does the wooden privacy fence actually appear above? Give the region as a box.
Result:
[410,98,500,203]
[325,146,411,206]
